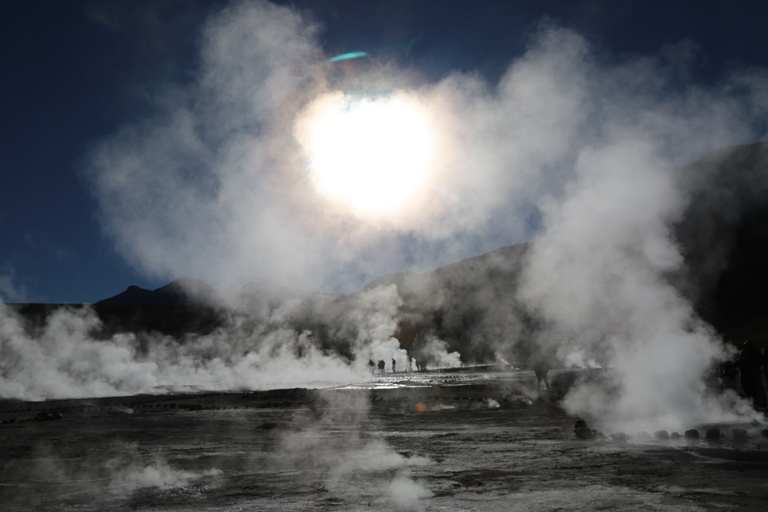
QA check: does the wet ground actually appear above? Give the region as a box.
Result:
[2,370,768,511]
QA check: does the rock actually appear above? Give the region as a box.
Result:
[654,430,670,441]
[732,428,748,443]
[610,432,627,443]
[684,429,700,440]
[574,419,595,440]
[705,428,721,443]
[33,411,63,422]
[635,431,652,442]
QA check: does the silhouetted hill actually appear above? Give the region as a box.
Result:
[95,277,219,307]
[675,141,768,344]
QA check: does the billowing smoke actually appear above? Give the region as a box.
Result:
[79,0,768,429]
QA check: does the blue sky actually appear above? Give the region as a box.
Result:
[3,0,768,304]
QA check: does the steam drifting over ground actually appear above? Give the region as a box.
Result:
[1,282,469,400]
[275,390,433,509]
[78,0,768,428]
[0,288,364,399]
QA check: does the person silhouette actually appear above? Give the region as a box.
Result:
[533,357,550,391]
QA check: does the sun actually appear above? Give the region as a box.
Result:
[295,92,434,219]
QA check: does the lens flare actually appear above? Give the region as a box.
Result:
[329,51,368,62]
[295,92,434,219]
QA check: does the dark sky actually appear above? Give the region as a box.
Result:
[2,0,768,304]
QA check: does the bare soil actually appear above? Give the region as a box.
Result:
[2,371,768,511]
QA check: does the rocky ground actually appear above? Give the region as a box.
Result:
[2,370,768,511]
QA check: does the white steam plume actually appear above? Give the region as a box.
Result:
[276,390,433,508]
[84,1,766,291]
[514,55,767,430]
[1,284,466,400]
[81,0,768,428]
[0,295,363,400]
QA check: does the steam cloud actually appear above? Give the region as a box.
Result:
[83,3,768,292]
[11,3,768,508]
[1,284,435,399]
[59,0,768,425]
[276,391,433,508]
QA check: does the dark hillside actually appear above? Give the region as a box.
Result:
[675,141,768,345]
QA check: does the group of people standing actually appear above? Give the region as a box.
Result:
[368,356,429,374]
[727,340,768,409]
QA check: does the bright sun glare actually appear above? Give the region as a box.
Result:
[296,92,433,218]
